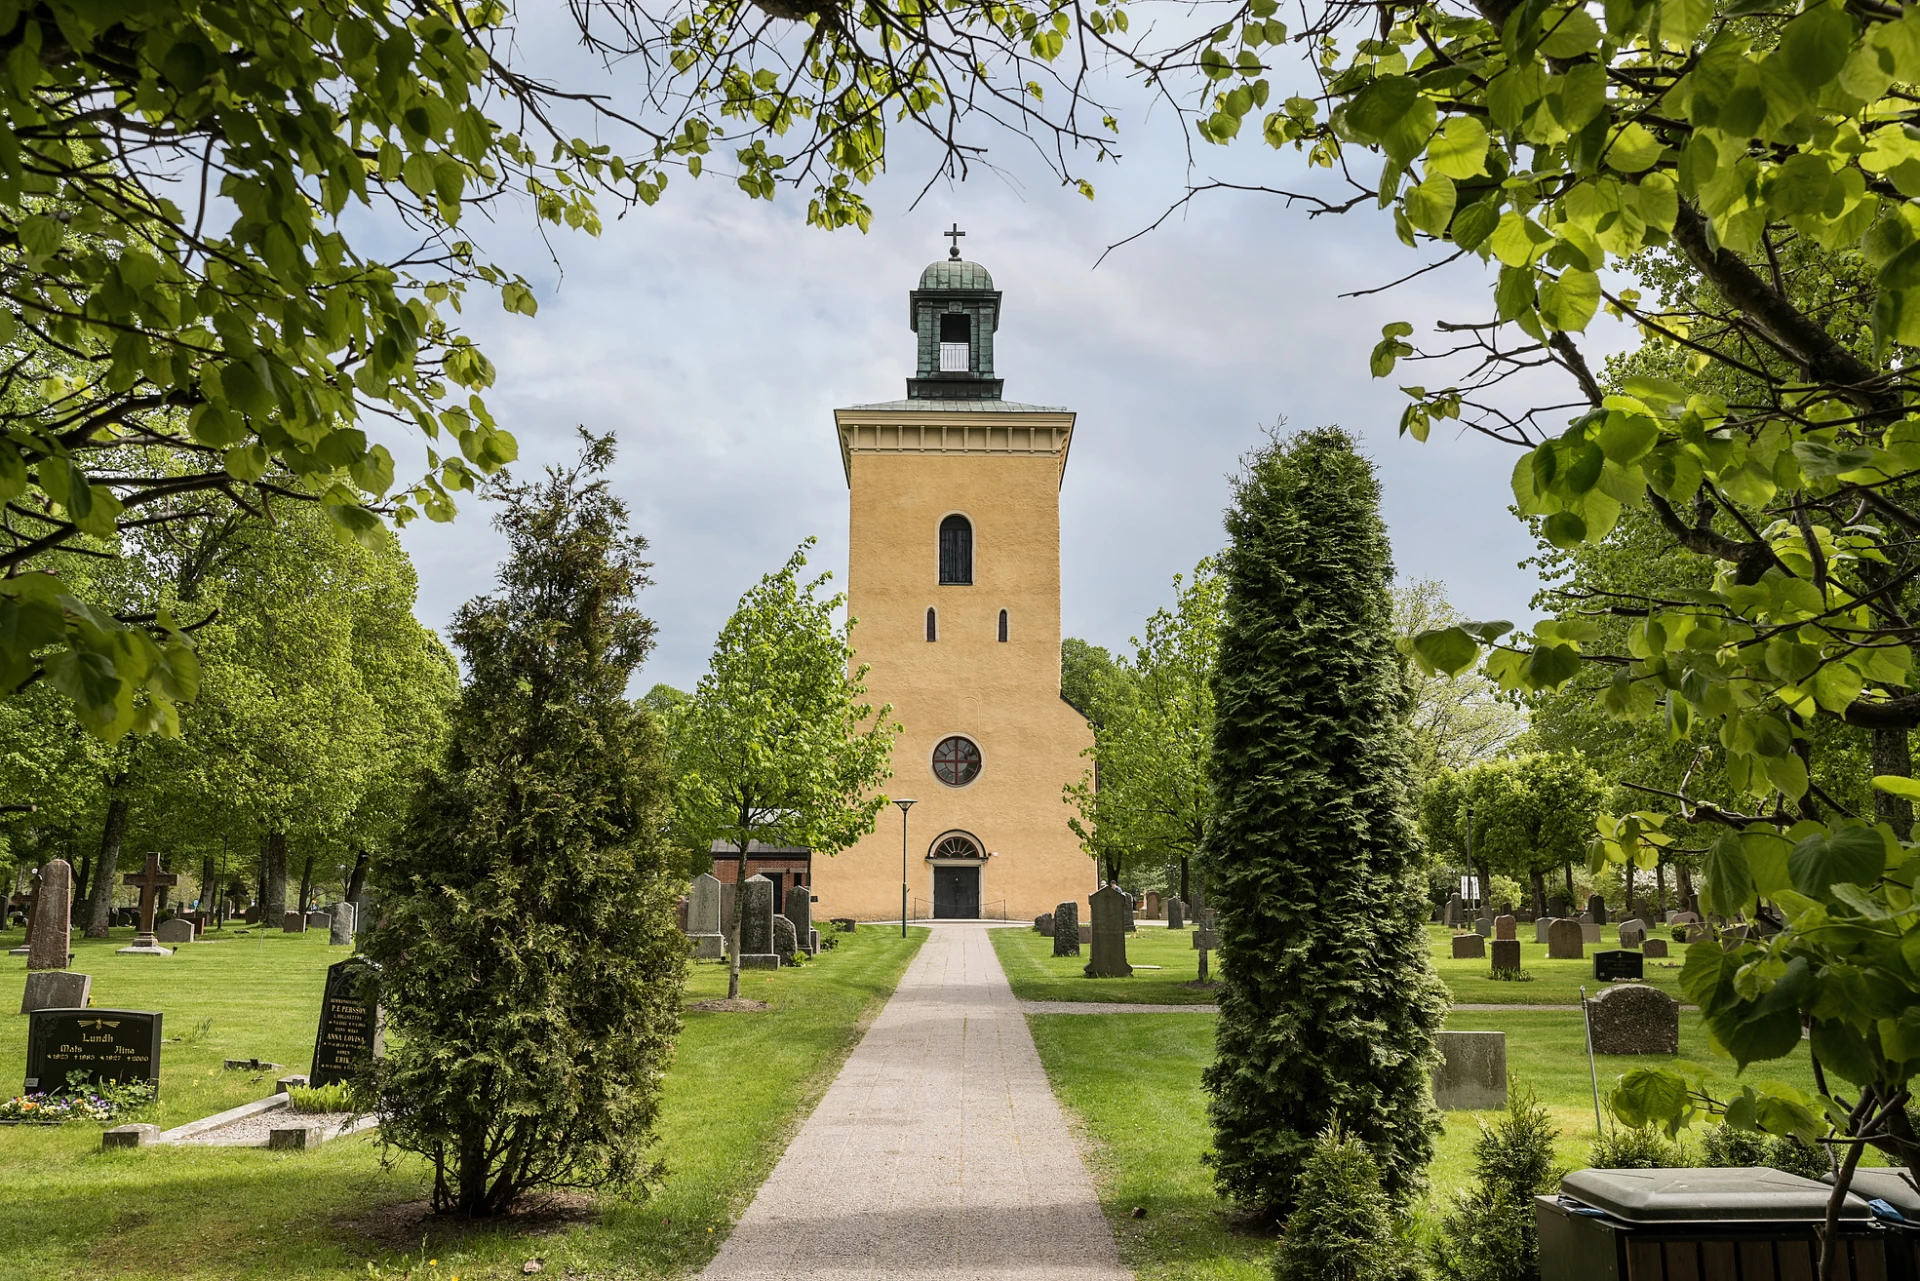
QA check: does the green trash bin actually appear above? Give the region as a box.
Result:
[1537,1167,1889,1280]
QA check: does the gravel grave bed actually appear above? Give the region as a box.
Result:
[177,1107,363,1147]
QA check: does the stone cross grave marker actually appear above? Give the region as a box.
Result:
[117,852,178,956]
[329,902,356,946]
[784,884,815,957]
[1084,884,1133,978]
[1052,901,1080,957]
[311,957,383,1086]
[1193,909,1219,982]
[7,869,39,957]
[27,860,73,970]
[735,874,780,969]
[26,1008,162,1093]
[687,873,724,960]
[1547,918,1585,960]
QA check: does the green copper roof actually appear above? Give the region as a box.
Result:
[918,258,994,290]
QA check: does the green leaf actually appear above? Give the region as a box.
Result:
[1427,116,1490,179]
[1412,626,1479,676]
[1705,830,1756,916]
[1538,268,1601,332]
[1606,123,1665,173]
[1789,826,1888,899]
[1344,75,1420,144]
[1872,774,1920,800]
[1539,7,1603,58]
[1404,171,1458,237]
[1611,1066,1692,1129]
[1779,1,1856,92]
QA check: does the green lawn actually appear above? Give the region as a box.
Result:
[995,921,1691,1007]
[0,923,925,1281]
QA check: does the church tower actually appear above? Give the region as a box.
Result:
[814,239,1095,922]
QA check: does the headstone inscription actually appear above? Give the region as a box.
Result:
[26,1008,162,1092]
[26,860,73,970]
[117,852,177,956]
[1586,983,1680,1054]
[7,869,38,956]
[686,873,724,960]
[1052,901,1080,957]
[329,902,357,946]
[1490,939,1521,972]
[1452,934,1486,960]
[1166,898,1185,930]
[310,958,382,1087]
[1594,949,1644,982]
[1084,884,1133,978]
[784,884,815,956]
[735,875,781,969]
[1493,914,1517,941]
[1547,918,1585,960]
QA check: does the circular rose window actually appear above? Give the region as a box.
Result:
[931,735,982,787]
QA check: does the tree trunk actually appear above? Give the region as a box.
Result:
[728,832,750,1000]
[199,855,216,918]
[1875,727,1914,840]
[1529,869,1546,918]
[1678,865,1697,914]
[345,849,370,909]
[1657,860,1668,915]
[1564,862,1575,908]
[262,831,288,926]
[1624,862,1635,920]
[297,853,315,915]
[72,845,90,909]
[1180,856,1190,904]
[86,789,131,938]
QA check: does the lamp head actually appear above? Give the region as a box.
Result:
[894,798,917,813]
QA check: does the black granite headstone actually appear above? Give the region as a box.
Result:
[25,1008,162,1092]
[1593,949,1644,982]
[309,958,382,1087]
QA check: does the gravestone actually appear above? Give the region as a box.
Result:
[1643,938,1670,959]
[1035,913,1054,937]
[1547,918,1585,959]
[1144,891,1161,919]
[1166,899,1185,930]
[242,905,259,924]
[772,914,799,959]
[329,902,356,947]
[1052,901,1080,957]
[1122,889,1136,934]
[784,884,815,956]
[1452,934,1486,959]
[1493,914,1517,941]
[1535,918,1554,944]
[1617,918,1647,948]
[6,870,36,954]
[153,918,196,945]
[310,957,382,1086]
[283,911,307,933]
[1594,949,1644,982]
[20,971,90,1014]
[117,852,177,956]
[1587,983,1680,1054]
[1582,923,1603,944]
[1548,896,1571,919]
[26,1008,162,1092]
[27,861,73,970]
[687,873,724,960]
[1686,923,1713,944]
[1490,939,1521,972]
[1084,884,1133,978]
[1443,895,1464,927]
[307,912,331,932]
[1670,910,1701,926]
[1587,894,1609,925]
[735,875,781,969]
[1473,915,1493,938]
[1432,1030,1507,1110]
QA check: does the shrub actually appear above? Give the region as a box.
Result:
[1700,1124,1829,1179]
[287,1083,359,1114]
[1435,1085,1560,1281]
[1203,428,1449,1216]
[1273,1124,1424,1281]
[1590,1126,1687,1169]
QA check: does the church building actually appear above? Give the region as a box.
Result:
[811,239,1096,923]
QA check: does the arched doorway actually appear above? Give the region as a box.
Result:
[928,831,984,919]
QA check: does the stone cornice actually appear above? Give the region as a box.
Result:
[833,405,1076,488]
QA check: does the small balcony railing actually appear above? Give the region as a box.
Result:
[939,342,969,372]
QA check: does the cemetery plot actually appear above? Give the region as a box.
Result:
[992,922,1223,1004]
[26,1009,162,1092]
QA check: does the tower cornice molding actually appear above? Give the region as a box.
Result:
[833,403,1076,489]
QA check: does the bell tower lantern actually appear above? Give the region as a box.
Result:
[907,225,1003,401]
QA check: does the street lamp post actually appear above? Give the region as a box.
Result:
[894,798,917,938]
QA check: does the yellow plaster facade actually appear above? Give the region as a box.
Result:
[811,402,1096,922]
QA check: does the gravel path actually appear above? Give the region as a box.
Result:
[698,922,1130,1281]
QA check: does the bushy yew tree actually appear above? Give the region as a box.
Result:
[366,435,683,1217]
[1203,427,1448,1217]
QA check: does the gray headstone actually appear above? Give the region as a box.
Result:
[784,884,814,954]
[1452,934,1486,960]
[736,874,779,965]
[1587,894,1609,925]
[1084,885,1133,978]
[1587,983,1680,1055]
[283,911,307,933]
[20,970,90,1014]
[1493,914,1517,941]
[1670,910,1701,925]
[154,918,196,944]
[1617,918,1647,948]
[1166,899,1185,930]
[1547,918,1585,960]
[1432,1030,1507,1110]
[1582,923,1602,944]
[1443,895,1464,927]
[1122,890,1136,933]
[1686,923,1713,943]
[307,912,331,931]
[1034,913,1054,937]
[1643,938,1670,958]
[1490,939,1521,972]
[329,902,356,946]
[689,873,722,934]
[27,859,72,971]
[1473,915,1492,937]
[1144,891,1161,919]
[773,914,799,959]
[1052,901,1080,957]
[1535,918,1553,944]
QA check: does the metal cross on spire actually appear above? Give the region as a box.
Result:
[945,223,965,260]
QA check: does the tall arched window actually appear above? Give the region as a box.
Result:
[939,514,973,585]
[926,607,938,642]
[997,609,1009,643]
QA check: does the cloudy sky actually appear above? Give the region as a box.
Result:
[391,27,1638,692]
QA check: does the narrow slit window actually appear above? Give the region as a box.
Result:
[939,514,973,585]
[997,609,1009,643]
[926,607,938,642]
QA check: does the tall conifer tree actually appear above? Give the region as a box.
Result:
[1202,427,1447,1216]
[367,434,684,1217]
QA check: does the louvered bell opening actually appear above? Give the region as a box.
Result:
[939,312,970,372]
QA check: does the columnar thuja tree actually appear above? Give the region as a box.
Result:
[366,436,684,1218]
[670,539,895,1000]
[1202,428,1449,1217]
